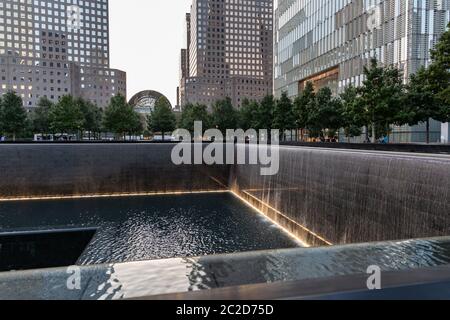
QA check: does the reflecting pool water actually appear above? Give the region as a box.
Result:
[0,192,299,264]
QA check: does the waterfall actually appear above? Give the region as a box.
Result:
[230,145,450,246]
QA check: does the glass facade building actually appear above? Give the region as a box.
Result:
[274,0,450,142]
[0,0,126,109]
[180,0,273,108]
[275,0,450,95]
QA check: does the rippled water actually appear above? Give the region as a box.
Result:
[0,193,299,264]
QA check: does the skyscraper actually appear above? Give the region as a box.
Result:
[179,0,273,109]
[0,0,126,110]
[274,0,450,142]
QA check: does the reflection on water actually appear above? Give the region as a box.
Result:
[86,237,450,299]
[0,193,299,264]
[87,257,217,300]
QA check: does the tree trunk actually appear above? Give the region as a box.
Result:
[371,123,376,144]
[426,119,430,144]
[162,132,165,141]
[365,126,370,143]
[13,133,16,142]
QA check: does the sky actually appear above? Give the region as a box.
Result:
[109,0,191,107]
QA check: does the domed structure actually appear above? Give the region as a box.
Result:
[128,90,172,116]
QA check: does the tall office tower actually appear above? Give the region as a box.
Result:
[179,48,188,107]
[0,0,126,110]
[185,12,191,74]
[179,13,191,107]
[180,0,273,109]
[274,0,450,142]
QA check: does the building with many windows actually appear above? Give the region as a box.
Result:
[179,0,273,109]
[0,0,126,110]
[274,0,450,142]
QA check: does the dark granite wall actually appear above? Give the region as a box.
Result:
[0,229,96,272]
[0,144,229,198]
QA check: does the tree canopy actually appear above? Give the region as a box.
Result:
[48,95,85,135]
[307,87,343,138]
[356,58,405,142]
[237,98,258,131]
[179,103,211,133]
[273,91,295,139]
[428,22,450,121]
[254,94,275,131]
[339,85,363,140]
[211,97,238,134]
[294,82,315,131]
[31,97,53,134]
[103,94,142,138]
[0,91,28,140]
[78,98,102,134]
[147,96,176,140]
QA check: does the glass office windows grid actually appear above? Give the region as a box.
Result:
[274,0,450,98]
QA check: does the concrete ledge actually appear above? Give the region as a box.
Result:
[1,237,450,300]
[148,265,450,300]
[281,142,450,154]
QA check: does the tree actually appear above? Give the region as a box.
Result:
[103,94,142,139]
[78,98,102,139]
[129,111,144,137]
[309,87,343,138]
[179,103,211,134]
[254,94,274,131]
[404,67,442,143]
[31,97,53,135]
[339,85,363,141]
[237,98,258,130]
[294,82,315,141]
[211,97,237,135]
[253,94,275,142]
[0,91,28,141]
[273,92,295,140]
[147,96,176,140]
[49,95,85,136]
[357,58,405,143]
[304,87,335,139]
[400,24,450,143]
[430,22,450,110]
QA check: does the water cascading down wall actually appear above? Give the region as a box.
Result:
[0,143,449,247]
[0,144,230,198]
[230,145,450,246]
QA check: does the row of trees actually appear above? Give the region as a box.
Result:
[0,92,143,140]
[0,89,179,141]
[172,53,448,143]
[174,92,344,141]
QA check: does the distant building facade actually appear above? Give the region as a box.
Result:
[274,0,450,143]
[0,0,126,110]
[179,0,273,109]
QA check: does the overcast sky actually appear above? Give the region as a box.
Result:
[109,0,191,106]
